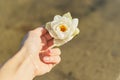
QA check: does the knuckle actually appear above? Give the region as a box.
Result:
[54,48,61,55]
[57,48,61,55]
[56,56,61,63]
[29,30,34,34]
[29,30,37,36]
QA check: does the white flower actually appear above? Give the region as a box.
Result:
[45,12,80,46]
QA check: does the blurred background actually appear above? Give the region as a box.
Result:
[0,0,120,80]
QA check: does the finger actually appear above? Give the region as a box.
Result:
[41,35,53,50]
[43,56,61,64]
[49,48,61,56]
[40,49,50,56]
[47,39,54,48]
[40,48,61,56]
[44,33,53,41]
[40,27,48,36]
[41,36,47,50]
[33,27,48,36]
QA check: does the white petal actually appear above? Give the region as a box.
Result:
[72,18,79,28]
[65,36,73,42]
[45,22,51,31]
[72,28,80,37]
[54,39,65,46]
[63,12,72,20]
[54,15,62,21]
[54,36,73,46]
[56,31,65,39]
[46,22,58,38]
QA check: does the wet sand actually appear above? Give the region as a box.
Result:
[0,0,120,80]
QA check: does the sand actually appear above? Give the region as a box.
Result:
[0,0,120,80]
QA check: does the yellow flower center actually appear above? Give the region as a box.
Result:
[59,25,67,32]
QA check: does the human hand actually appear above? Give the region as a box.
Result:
[20,27,61,76]
[0,27,61,80]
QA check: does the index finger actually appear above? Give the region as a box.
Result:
[32,26,47,35]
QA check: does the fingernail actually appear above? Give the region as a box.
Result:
[44,57,50,61]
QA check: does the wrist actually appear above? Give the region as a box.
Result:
[12,47,36,80]
[14,48,36,80]
[0,47,36,80]
[13,55,35,80]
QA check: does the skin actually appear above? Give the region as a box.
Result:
[0,27,61,80]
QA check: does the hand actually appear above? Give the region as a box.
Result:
[20,27,61,75]
[0,27,61,80]
[21,27,53,54]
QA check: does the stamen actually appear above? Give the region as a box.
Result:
[59,25,67,32]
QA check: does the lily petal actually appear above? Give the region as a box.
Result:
[54,15,62,21]
[72,28,80,37]
[63,12,72,20]
[72,18,79,28]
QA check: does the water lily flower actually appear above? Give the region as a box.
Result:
[45,12,80,46]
